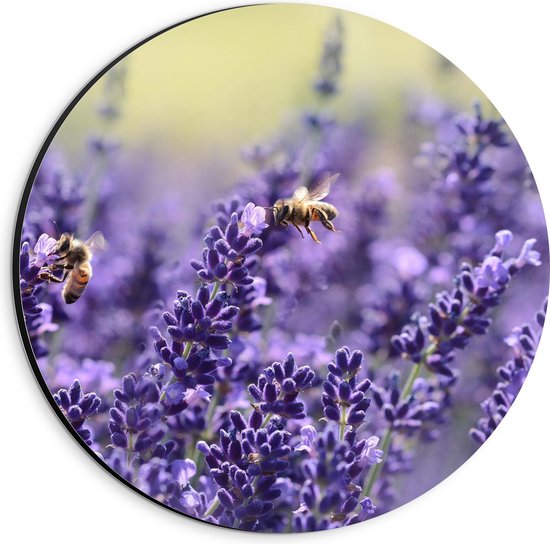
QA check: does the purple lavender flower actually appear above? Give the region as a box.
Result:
[54,380,101,446]
[312,16,343,97]
[240,203,268,237]
[199,410,291,530]
[19,235,64,358]
[108,373,165,464]
[370,371,441,431]
[470,298,546,444]
[455,101,509,149]
[513,238,542,269]
[148,285,238,414]
[248,353,315,420]
[391,231,541,377]
[292,425,379,531]
[321,347,372,436]
[33,234,58,267]
[190,204,265,287]
[362,231,542,503]
[474,255,509,290]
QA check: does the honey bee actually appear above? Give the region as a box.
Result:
[39,231,106,304]
[269,173,339,243]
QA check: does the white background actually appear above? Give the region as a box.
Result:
[2,1,549,542]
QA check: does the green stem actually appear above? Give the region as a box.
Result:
[190,385,220,486]
[204,496,220,518]
[126,432,134,469]
[362,361,422,496]
[339,405,347,441]
[160,280,222,398]
[362,301,475,498]
[260,412,273,429]
[201,408,275,522]
[210,281,221,300]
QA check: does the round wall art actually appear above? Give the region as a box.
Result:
[14,3,548,533]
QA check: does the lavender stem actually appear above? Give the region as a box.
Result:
[362,360,422,496]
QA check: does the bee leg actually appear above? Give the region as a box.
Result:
[38,270,66,283]
[317,209,338,232]
[292,221,305,238]
[40,263,72,282]
[304,221,321,244]
[51,262,71,272]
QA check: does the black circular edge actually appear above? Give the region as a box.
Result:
[11,3,266,532]
[12,1,550,535]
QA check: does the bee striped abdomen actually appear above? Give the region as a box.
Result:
[62,262,92,304]
[318,202,338,219]
[312,202,338,221]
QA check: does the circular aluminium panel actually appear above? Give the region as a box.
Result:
[13,3,548,533]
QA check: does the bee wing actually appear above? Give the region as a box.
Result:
[307,173,340,201]
[291,186,310,202]
[85,231,107,252]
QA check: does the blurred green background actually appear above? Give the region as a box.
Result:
[55,4,490,177]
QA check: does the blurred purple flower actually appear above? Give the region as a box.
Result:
[183,386,211,407]
[515,238,542,268]
[392,246,428,280]
[474,255,509,290]
[172,459,197,487]
[494,229,513,252]
[295,425,318,457]
[358,436,384,466]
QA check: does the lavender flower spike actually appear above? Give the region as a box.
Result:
[248,353,315,420]
[470,298,546,444]
[54,380,101,446]
[322,347,372,438]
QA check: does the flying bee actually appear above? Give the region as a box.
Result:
[39,231,106,304]
[268,173,339,243]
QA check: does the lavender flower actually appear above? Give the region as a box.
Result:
[19,235,63,358]
[108,373,165,464]
[362,231,542,501]
[370,371,441,431]
[470,298,546,443]
[190,204,266,287]
[148,285,236,414]
[248,353,315,420]
[321,347,372,437]
[313,16,344,96]
[54,380,101,446]
[33,234,58,268]
[293,426,379,531]
[199,410,290,530]
[134,456,207,517]
[391,231,541,377]
[240,203,268,237]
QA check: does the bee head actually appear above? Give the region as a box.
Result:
[56,233,73,256]
[272,200,289,225]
